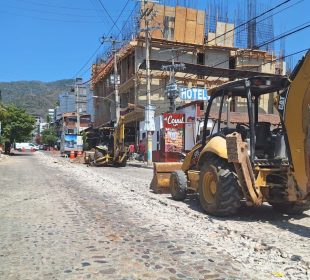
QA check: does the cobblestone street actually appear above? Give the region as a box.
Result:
[0,152,309,280]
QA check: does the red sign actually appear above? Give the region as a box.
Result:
[163,113,185,129]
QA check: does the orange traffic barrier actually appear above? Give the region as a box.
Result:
[70,150,75,159]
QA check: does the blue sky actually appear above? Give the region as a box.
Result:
[0,0,309,82]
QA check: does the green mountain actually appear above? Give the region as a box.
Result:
[0,79,75,118]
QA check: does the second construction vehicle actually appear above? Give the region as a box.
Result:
[90,116,128,167]
[152,51,310,216]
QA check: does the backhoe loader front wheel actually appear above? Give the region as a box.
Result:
[199,157,241,216]
[170,170,187,201]
[271,201,310,215]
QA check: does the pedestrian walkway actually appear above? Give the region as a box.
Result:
[127,160,153,169]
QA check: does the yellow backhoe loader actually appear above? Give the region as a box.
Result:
[152,50,310,216]
[91,116,128,167]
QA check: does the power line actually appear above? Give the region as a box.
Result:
[0,10,102,24]
[87,0,294,83]
[3,3,98,18]
[212,48,309,83]
[88,0,112,26]
[206,0,292,45]
[73,1,137,79]
[72,44,103,79]
[73,1,131,78]
[200,21,310,81]
[210,0,305,50]
[105,0,131,38]
[13,0,97,11]
[96,0,122,33]
[146,47,309,96]
[159,0,303,68]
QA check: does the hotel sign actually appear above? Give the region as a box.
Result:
[179,87,209,101]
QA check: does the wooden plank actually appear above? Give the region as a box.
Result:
[185,20,197,44]
[207,32,216,46]
[153,4,165,39]
[164,5,175,18]
[196,10,205,25]
[151,14,164,39]
[186,8,197,21]
[195,24,205,45]
[174,6,186,42]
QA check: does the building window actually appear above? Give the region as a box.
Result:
[164,16,175,41]
[197,53,205,65]
[197,53,205,79]
[229,57,236,69]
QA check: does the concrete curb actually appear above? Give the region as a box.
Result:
[127,162,153,170]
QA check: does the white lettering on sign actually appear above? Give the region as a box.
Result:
[167,115,184,127]
[180,88,209,101]
[278,96,286,111]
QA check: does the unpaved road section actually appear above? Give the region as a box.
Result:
[0,152,309,280]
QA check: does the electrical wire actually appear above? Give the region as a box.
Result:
[199,21,310,82]
[206,0,292,45]
[73,1,138,79]
[88,0,112,26]
[73,0,131,79]
[0,10,102,24]
[72,44,104,79]
[87,0,297,82]
[2,3,98,18]
[88,1,308,93]
[208,0,305,50]
[13,0,96,11]
[158,0,304,66]
[96,0,122,33]
[145,47,309,96]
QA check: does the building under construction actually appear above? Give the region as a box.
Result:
[90,0,285,156]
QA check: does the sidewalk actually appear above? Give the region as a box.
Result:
[0,153,9,162]
[127,160,153,169]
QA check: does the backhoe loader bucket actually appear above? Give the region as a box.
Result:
[150,162,183,193]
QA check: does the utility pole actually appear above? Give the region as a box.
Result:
[100,36,121,125]
[140,0,159,166]
[162,48,186,112]
[75,78,83,134]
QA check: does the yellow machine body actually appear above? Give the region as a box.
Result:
[283,53,310,198]
[91,117,128,167]
[151,51,310,215]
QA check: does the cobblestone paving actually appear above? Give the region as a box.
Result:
[0,154,246,280]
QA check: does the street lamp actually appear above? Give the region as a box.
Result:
[92,95,115,103]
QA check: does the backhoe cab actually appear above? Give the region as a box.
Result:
[153,50,310,216]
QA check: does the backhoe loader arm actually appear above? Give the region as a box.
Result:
[278,50,310,198]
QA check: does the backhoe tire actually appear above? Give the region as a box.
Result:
[272,201,310,215]
[116,157,127,167]
[198,156,241,216]
[169,170,187,201]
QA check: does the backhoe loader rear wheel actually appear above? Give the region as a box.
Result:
[116,157,127,167]
[199,157,241,216]
[169,170,187,201]
[271,201,310,215]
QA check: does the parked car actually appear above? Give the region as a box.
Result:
[15,143,38,151]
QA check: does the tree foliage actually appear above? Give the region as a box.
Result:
[0,79,74,118]
[41,127,57,146]
[0,103,8,121]
[1,105,35,142]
